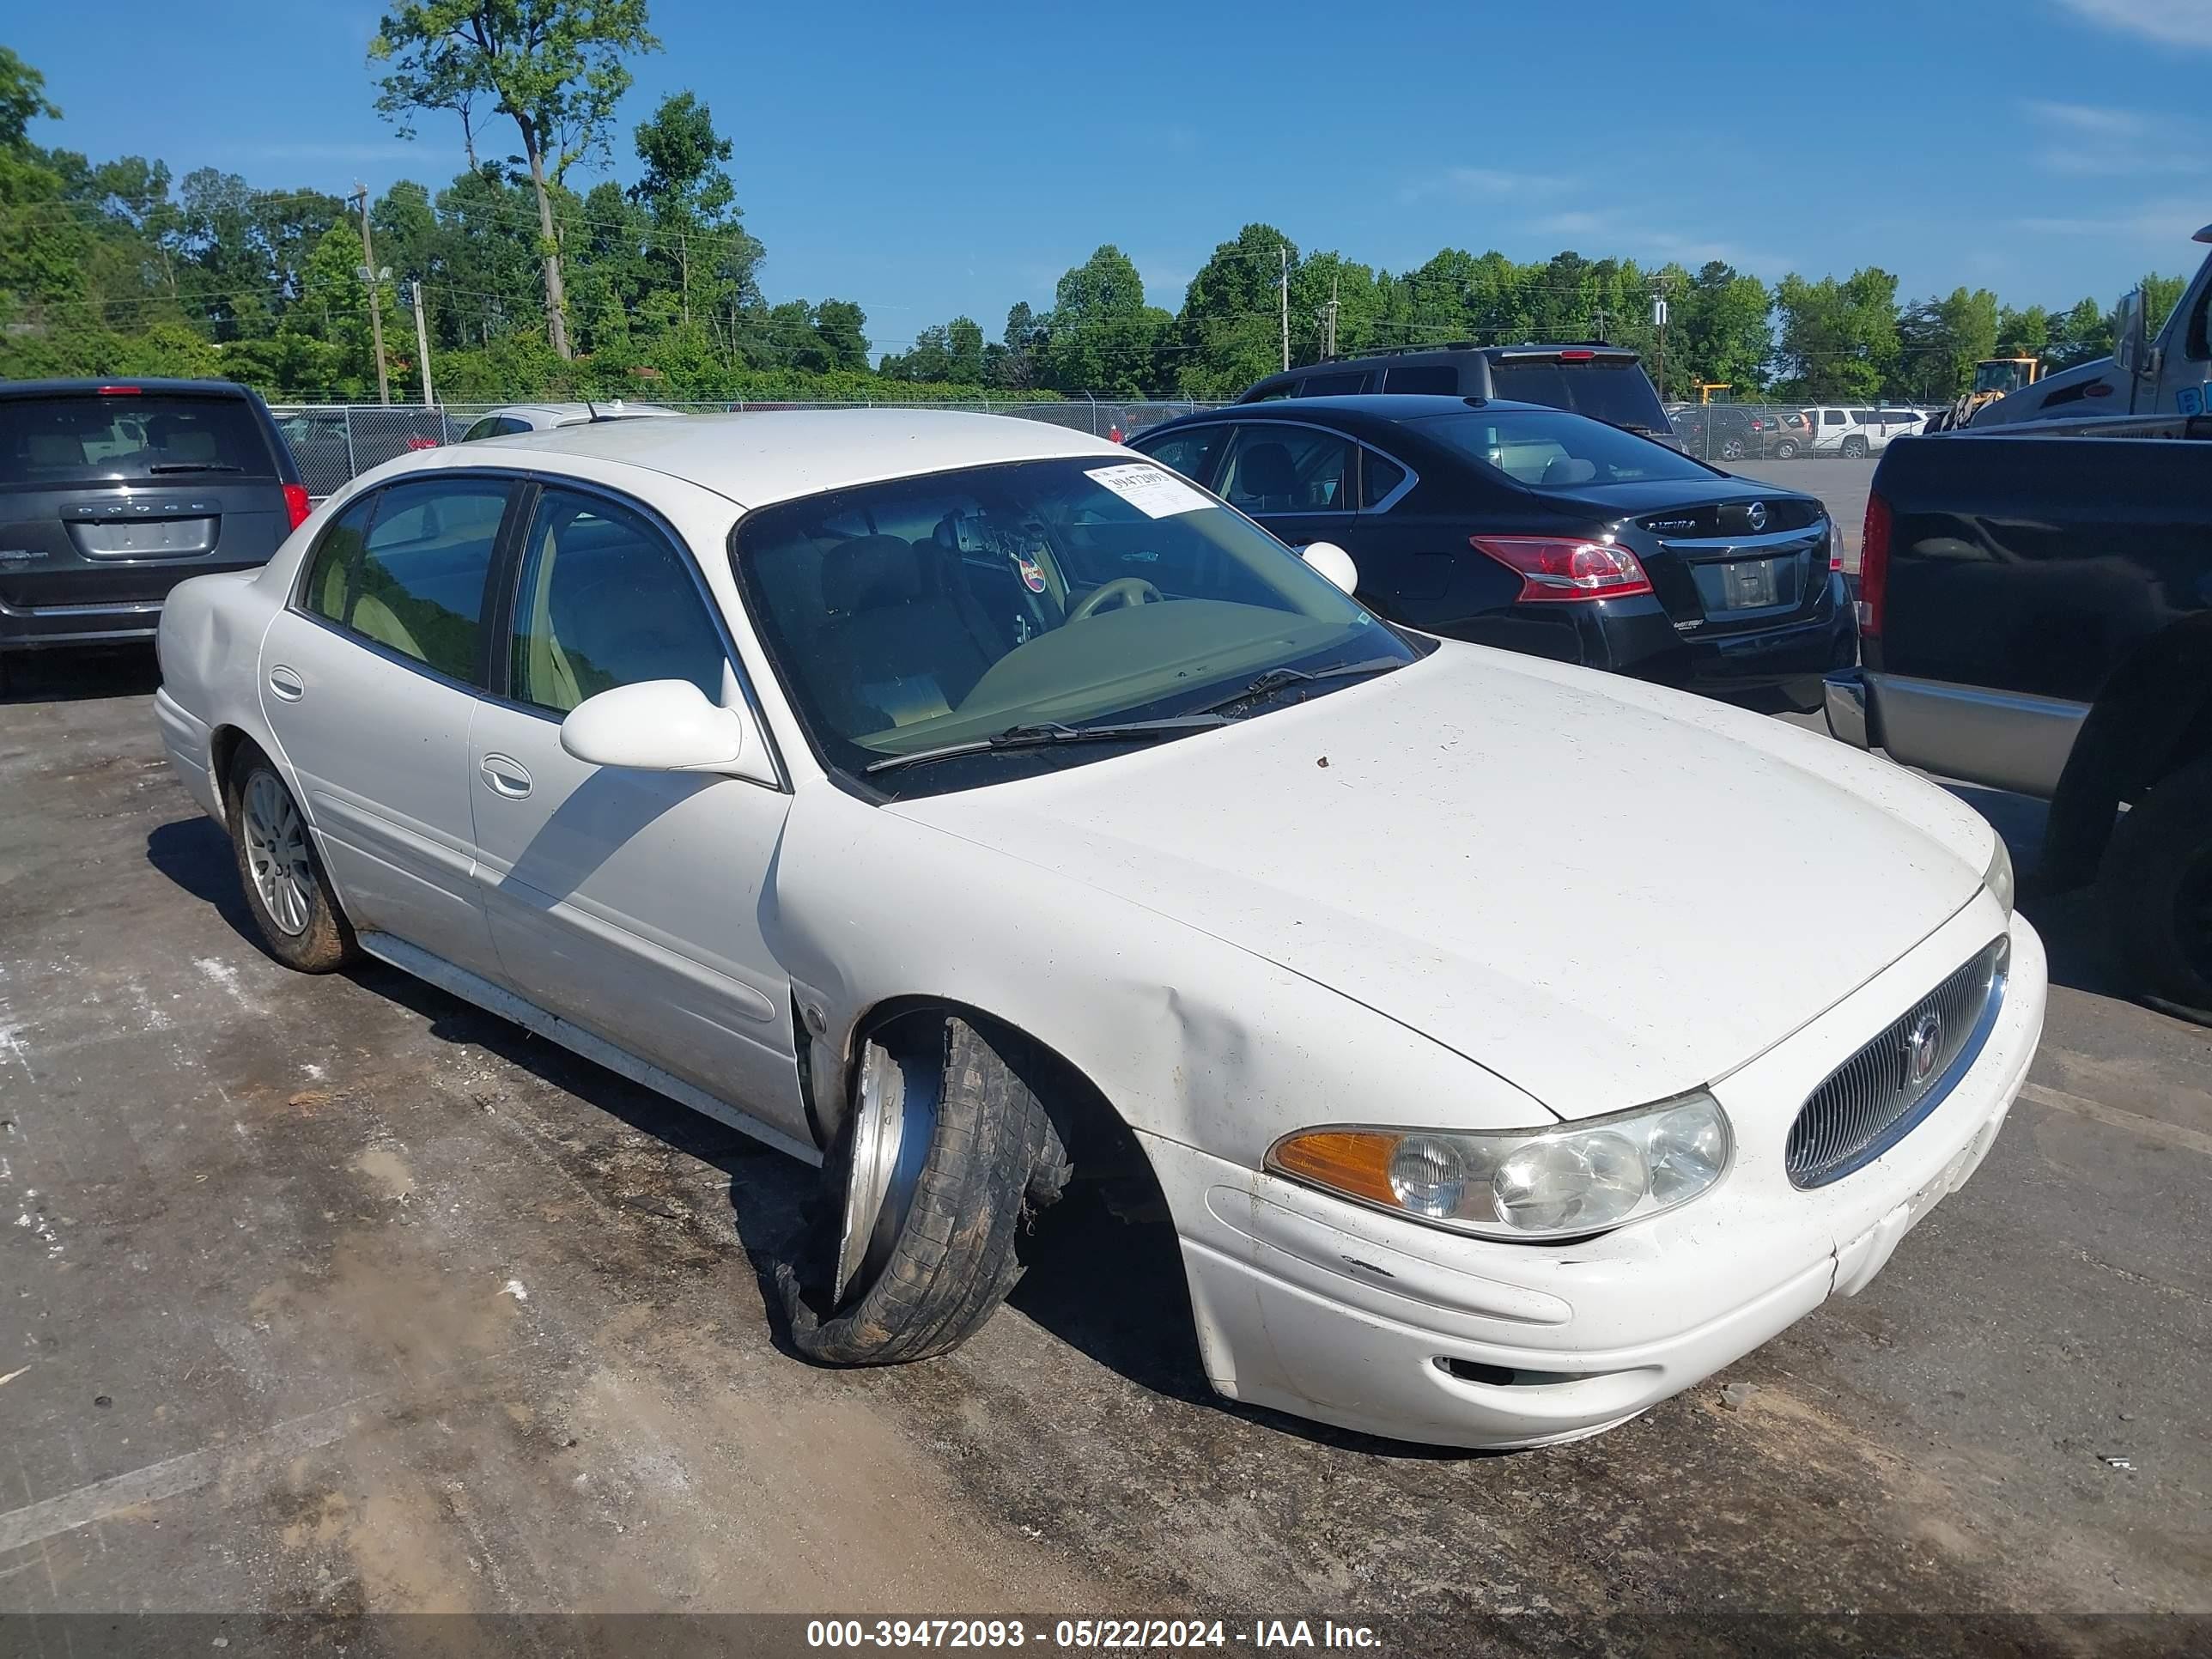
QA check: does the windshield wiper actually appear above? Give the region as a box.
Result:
[863,714,1229,775]
[1190,655,1407,717]
[145,462,245,474]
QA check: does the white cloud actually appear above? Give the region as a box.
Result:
[2055,0,2212,48]
[2021,99,2202,174]
[2015,196,2208,237]
[1399,167,1575,205]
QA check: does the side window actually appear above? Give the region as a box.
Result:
[1823,410,1846,426]
[1133,424,1227,486]
[1218,425,1355,514]
[300,495,374,623]
[1299,370,1372,396]
[508,488,727,714]
[462,416,500,442]
[1360,449,1407,509]
[346,479,508,682]
[1383,365,1458,395]
[2187,280,2210,361]
[1849,410,1873,425]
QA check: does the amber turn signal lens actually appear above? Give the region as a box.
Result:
[1268,1129,1401,1207]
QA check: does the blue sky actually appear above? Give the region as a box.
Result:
[10,0,2209,349]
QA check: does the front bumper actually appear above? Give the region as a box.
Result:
[1145,903,2045,1450]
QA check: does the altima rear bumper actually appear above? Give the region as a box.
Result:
[1145,903,2045,1449]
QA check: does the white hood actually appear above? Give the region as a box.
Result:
[894,646,1994,1118]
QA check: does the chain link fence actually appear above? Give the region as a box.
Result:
[269,398,1236,500]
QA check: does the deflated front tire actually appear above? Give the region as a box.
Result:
[777,1014,1073,1364]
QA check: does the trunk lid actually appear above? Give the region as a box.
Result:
[1539,478,1834,638]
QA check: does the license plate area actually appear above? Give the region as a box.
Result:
[67,517,217,559]
[1688,548,1808,617]
[1723,557,1777,608]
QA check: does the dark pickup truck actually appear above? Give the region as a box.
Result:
[1824,418,2212,1021]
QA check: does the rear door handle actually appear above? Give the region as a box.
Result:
[478,754,532,799]
[267,665,305,702]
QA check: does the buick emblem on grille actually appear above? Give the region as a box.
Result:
[1747,501,1769,532]
[1903,1010,1944,1087]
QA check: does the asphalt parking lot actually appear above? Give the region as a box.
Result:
[1,651,2207,1650]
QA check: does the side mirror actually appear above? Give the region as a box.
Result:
[1301,540,1360,595]
[560,679,748,773]
[2114,289,2144,375]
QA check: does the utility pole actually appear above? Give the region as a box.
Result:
[1650,279,1670,404]
[351,185,391,406]
[410,280,435,409]
[1279,246,1290,373]
[1318,272,1340,360]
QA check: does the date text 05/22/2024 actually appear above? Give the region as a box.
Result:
[805,1619,1382,1650]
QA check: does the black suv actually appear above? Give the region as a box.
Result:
[1,379,307,684]
[1237,344,1678,446]
[1131,395,1856,710]
[1668,404,1788,462]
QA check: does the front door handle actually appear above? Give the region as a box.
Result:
[267,665,305,702]
[478,754,532,799]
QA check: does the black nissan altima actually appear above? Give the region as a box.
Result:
[1129,395,1856,711]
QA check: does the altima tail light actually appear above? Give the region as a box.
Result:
[1858,492,1892,635]
[1471,535,1655,602]
[283,483,312,531]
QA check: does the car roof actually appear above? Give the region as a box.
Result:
[1156,394,1555,426]
[452,409,1127,507]
[487,401,680,422]
[0,377,263,400]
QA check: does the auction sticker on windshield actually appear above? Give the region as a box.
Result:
[1088,463,1212,518]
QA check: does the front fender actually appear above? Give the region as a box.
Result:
[763,787,1555,1171]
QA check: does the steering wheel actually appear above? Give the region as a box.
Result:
[1067,577,1163,623]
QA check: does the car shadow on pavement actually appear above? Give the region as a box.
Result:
[1,644,161,704]
[1939,781,2122,1003]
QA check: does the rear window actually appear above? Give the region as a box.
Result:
[1482,358,1667,432]
[1414,409,1716,489]
[1382,365,1460,395]
[0,393,276,483]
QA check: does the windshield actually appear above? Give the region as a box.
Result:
[1973,362,2031,396]
[732,457,1414,793]
[1413,409,1718,489]
[0,393,276,485]
[1484,359,1667,429]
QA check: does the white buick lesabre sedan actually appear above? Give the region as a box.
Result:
[153,411,2045,1449]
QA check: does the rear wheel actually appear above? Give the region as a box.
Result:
[228,746,358,973]
[1774,439,1800,459]
[777,1013,1073,1364]
[1719,437,1746,461]
[1841,436,1868,459]
[2098,754,2212,1024]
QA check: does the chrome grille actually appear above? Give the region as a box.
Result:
[1786,938,2009,1188]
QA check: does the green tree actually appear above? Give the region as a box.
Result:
[0,46,58,147]
[372,0,660,360]
[2046,295,2112,369]
[1038,245,1166,393]
[1893,287,1997,403]
[1772,268,1900,401]
[1174,223,1295,394]
[630,91,758,328]
[1661,262,1772,397]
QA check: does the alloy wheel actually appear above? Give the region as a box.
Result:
[242,771,315,937]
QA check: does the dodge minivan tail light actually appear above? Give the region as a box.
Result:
[1472,535,1655,602]
[283,483,312,531]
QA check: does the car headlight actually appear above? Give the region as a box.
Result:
[1266,1092,1732,1243]
[1983,835,2015,916]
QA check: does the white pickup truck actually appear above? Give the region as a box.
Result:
[1974,223,2212,428]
